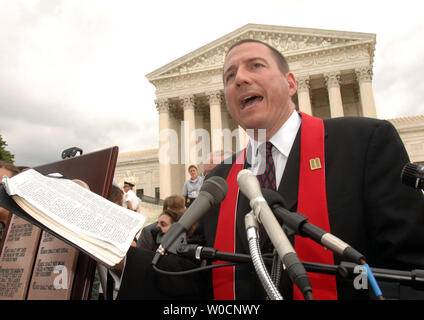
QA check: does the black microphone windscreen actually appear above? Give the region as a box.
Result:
[401,163,424,189]
[201,176,228,204]
[260,188,289,209]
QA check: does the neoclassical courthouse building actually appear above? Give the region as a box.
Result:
[114,24,424,202]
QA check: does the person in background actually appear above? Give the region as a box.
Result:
[157,210,179,234]
[182,165,203,208]
[137,195,185,251]
[154,209,185,250]
[123,181,140,212]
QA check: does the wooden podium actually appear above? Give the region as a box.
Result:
[0,146,119,300]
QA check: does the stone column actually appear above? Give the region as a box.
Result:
[325,71,344,118]
[297,75,313,115]
[221,106,230,134]
[155,98,172,199]
[206,90,223,153]
[355,66,377,118]
[181,94,196,178]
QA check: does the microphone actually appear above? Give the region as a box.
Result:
[401,162,424,190]
[260,188,365,264]
[237,169,312,299]
[152,176,228,264]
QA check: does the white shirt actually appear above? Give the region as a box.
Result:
[248,111,301,189]
[125,189,139,211]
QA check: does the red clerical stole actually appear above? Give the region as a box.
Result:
[294,111,337,300]
[212,150,245,300]
[212,112,337,300]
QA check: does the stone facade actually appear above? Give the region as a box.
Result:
[388,116,424,163]
[114,24,424,200]
[114,149,160,201]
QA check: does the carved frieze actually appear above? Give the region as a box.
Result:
[159,31,367,77]
[163,48,226,76]
[267,33,350,53]
[154,71,222,96]
[292,47,370,69]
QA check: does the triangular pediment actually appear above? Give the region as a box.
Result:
[146,23,376,82]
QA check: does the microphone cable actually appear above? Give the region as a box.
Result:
[359,259,384,300]
[152,260,238,276]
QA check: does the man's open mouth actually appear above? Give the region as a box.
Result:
[241,95,263,109]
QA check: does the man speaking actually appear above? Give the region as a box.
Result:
[118,39,424,300]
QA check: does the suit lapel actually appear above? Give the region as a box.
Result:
[278,128,301,211]
[235,149,254,255]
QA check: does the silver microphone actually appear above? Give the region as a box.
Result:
[237,169,312,299]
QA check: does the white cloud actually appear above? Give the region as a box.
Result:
[1,0,423,166]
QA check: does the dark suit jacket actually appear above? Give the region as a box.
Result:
[136,222,160,251]
[196,116,424,300]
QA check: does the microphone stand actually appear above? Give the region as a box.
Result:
[245,211,283,300]
[305,261,424,290]
[176,243,424,293]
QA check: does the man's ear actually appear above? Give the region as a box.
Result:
[286,72,298,97]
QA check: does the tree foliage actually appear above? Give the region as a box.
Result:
[0,135,15,163]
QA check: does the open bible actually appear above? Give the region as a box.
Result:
[2,169,145,268]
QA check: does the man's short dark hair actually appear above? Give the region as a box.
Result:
[163,194,185,212]
[108,184,124,206]
[225,39,290,75]
[160,209,183,223]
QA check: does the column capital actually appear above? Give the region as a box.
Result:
[180,94,195,111]
[296,75,310,92]
[155,98,169,114]
[297,75,312,115]
[205,90,222,105]
[324,71,341,88]
[355,66,373,83]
